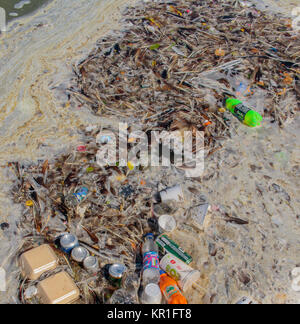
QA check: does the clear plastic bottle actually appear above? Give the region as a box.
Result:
[140,283,162,304]
[65,186,88,208]
[123,273,140,304]
[109,289,136,304]
[142,233,160,285]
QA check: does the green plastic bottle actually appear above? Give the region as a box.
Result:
[225,98,263,127]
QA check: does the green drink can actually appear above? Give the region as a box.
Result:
[108,263,127,288]
[155,234,193,265]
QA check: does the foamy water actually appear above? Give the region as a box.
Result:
[0,0,299,303]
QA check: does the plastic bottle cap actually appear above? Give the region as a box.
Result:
[159,269,166,276]
[145,233,154,239]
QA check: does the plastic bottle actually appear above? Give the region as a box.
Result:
[140,283,162,304]
[109,289,136,304]
[225,97,262,127]
[65,186,88,208]
[159,270,187,304]
[123,273,140,303]
[142,233,160,285]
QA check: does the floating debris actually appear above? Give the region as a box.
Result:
[71,0,299,131]
[7,0,300,304]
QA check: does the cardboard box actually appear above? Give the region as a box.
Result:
[19,244,58,280]
[37,271,80,304]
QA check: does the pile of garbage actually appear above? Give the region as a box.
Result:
[5,0,300,304]
[9,137,214,304]
[70,0,299,132]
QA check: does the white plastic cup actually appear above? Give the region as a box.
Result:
[159,185,184,202]
[158,215,177,233]
[141,283,162,304]
[160,254,200,292]
[191,203,210,229]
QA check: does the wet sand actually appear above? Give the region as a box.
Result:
[0,0,299,303]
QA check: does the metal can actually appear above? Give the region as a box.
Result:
[60,233,79,254]
[155,234,193,264]
[71,246,89,263]
[83,256,99,273]
[108,263,127,288]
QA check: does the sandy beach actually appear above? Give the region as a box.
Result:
[0,0,299,304]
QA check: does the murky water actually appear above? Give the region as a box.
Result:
[0,0,51,21]
[0,0,299,303]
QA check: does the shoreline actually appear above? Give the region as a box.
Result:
[0,0,299,304]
